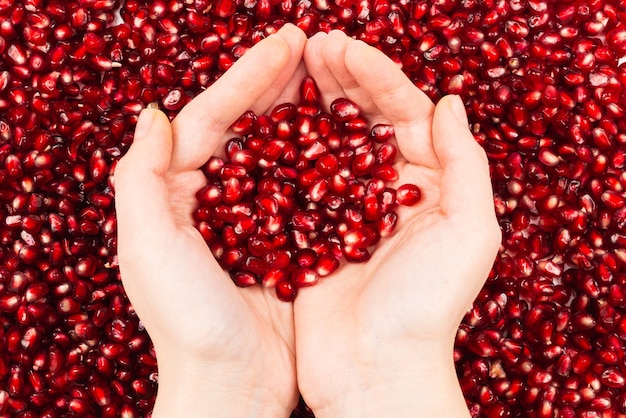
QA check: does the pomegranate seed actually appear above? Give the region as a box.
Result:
[373,141,397,163]
[275,280,297,301]
[300,76,320,104]
[370,124,395,142]
[314,253,340,277]
[292,268,319,288]
[329,98,361,121]
[396,184,422,206]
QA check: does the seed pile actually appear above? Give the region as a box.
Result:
[194,77,421,301]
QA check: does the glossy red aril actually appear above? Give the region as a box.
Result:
[395,184,422,206]
[195,77,421,302]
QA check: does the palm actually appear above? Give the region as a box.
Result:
[296,163,470,326]
[151,167,296,370]
[293,161,467,403]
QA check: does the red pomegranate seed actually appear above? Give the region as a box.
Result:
[370,124,395,142]
[371,163,399,181]
[292,268,319,288]
[330,98,361,121]
[300,76,320,104]
[314,253,340,277]
[275,280,297,301]
[396,184,422,206]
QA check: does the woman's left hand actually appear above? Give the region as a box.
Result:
[115,24,306,417]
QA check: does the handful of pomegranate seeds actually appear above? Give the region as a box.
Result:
[194,77,421,301]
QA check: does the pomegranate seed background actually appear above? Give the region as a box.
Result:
[0,0,625,416]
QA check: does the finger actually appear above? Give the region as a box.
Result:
[321,31,378,115]
[168,26,293,173]
[303,32,344,110]
[251,24,307,114]
[115,108,177,261]
[432,95,499,238]
[344,40,440,169]
[267,60,308,111]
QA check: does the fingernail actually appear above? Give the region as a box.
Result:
[135,108,156,137]
[449,95,468,126]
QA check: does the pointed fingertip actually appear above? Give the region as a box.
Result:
[434,96,480,161]
[324,29,351,53]
[344,38,363,66]
[142,106,171,135]
[322,30,352,63]
[346,37,369,52]
[308,30,327,41]
[134,107,157,138]
[344,39,386,73]
[254,32,291,70]
[327,28,349,38]
[440,94,469,126]
[277,23,307,42]
[304,31,326,59]
[276,23,307,61]
[123,107,173,174]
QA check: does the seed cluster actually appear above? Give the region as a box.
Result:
[0,0,625,416]
[195,77,421,302]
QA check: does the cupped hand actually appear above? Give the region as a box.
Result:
[294,31,502,417]
[114,24,307,417]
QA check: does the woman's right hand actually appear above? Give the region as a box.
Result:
[294,31,501,418]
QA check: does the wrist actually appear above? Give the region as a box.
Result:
[152,352,293,418]
[311,342,469,418]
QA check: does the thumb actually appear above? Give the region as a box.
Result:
[118,106,173,177]
[432,95,499,239]
[115,106,177,264]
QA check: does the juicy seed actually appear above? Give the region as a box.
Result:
[300,76,320,104]
[396,184,422,206]
[275,280,297,302]
[330,98,361,121]
[370,124,395,142]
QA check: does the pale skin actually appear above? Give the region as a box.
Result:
[115,25,501,418]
